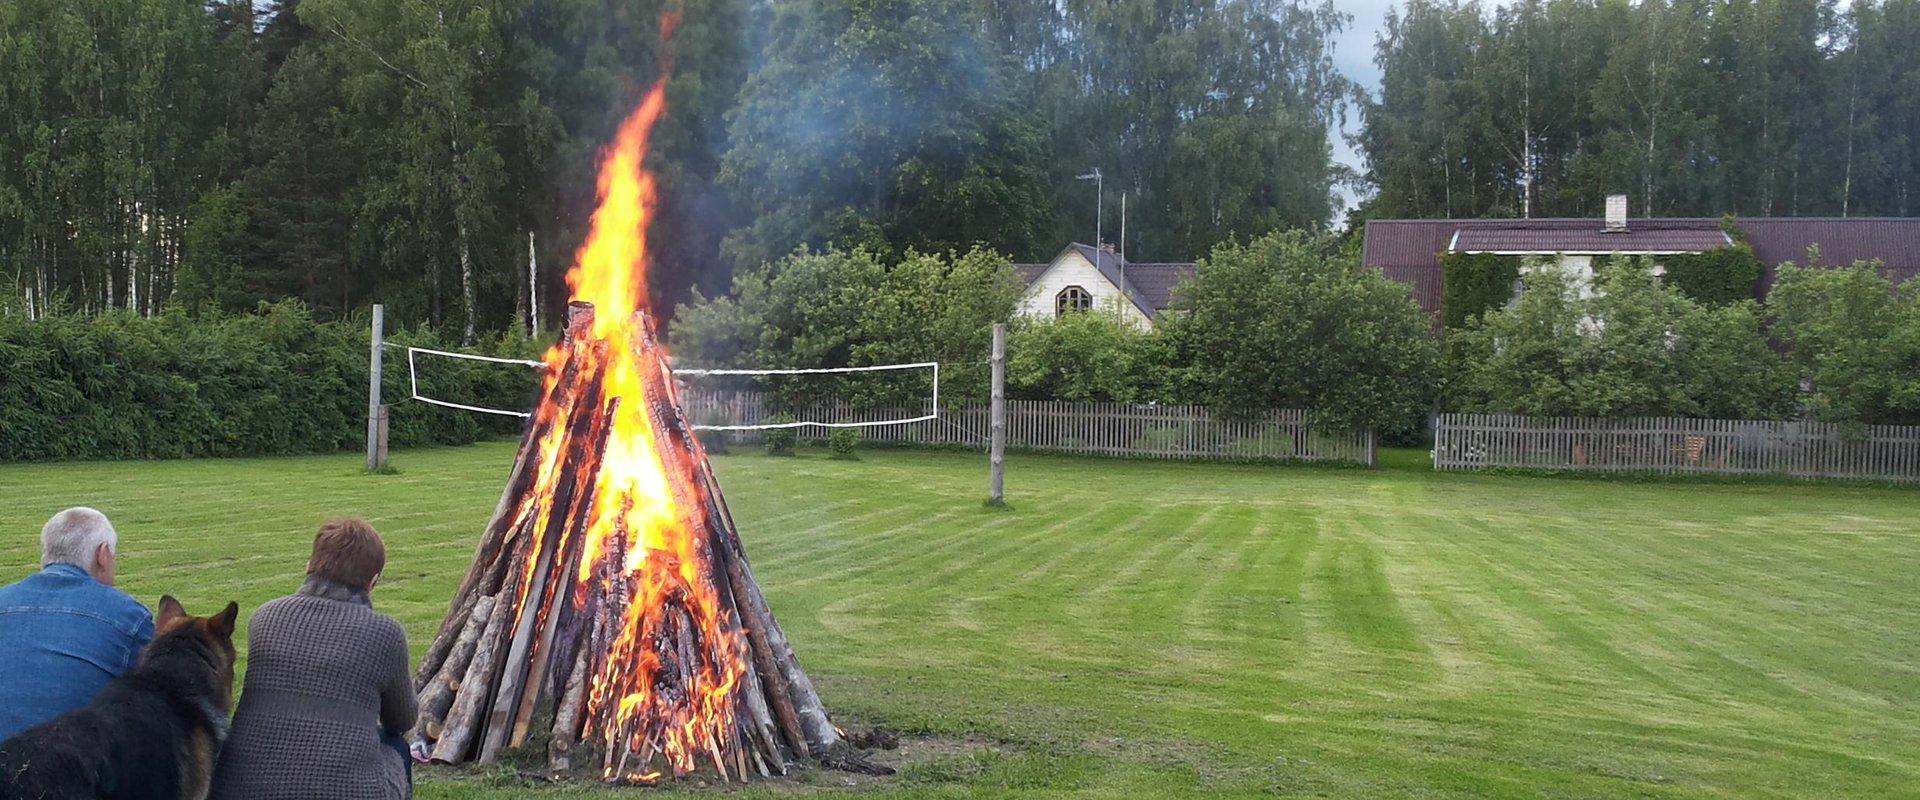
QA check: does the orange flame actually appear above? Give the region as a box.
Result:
[511,77,746,779]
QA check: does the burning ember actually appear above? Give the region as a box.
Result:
[409,76,857,784]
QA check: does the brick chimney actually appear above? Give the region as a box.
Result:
[1604,194,1628,233]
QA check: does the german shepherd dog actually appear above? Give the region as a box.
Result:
[0,596,239,800]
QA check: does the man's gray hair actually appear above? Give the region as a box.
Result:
[41,507,117,569]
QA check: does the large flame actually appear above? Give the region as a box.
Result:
[512,78,745,781]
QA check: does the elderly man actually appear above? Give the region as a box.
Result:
[0,507,155,741]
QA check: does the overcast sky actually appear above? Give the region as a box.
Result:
[1329,0,1397,222]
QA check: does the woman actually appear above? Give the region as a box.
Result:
[212,518,417,799]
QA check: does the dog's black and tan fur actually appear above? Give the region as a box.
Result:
[0,596,239,800]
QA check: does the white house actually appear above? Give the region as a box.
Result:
[1014,243,1195,329]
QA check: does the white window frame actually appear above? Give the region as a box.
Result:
[1055,285,1093,316]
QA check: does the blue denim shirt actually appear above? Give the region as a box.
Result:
[0,563,154,741]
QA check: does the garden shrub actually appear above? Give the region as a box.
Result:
[1445,259,1796,419]
[1004,311,1192,406]
[1767,260,1920,427]
[1006,311,1149,403]
[762,413,797,456]
[672,246,1020,408]
[1174,230,1440,435]
[0,302,537,462]
[828,428,860,459]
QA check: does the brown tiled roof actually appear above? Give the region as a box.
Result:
[1363,217,1920,314]
[1451,226,1731,254]
[1734,218,1920,291]
[1119,262,1198,311]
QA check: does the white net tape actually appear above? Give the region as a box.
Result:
[403,345,545,417]
[397,344,939,430]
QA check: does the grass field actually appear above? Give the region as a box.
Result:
[1,443,1916,798]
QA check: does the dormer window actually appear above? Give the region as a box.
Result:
[1055,285,1092,316]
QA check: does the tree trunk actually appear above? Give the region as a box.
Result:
[514,229,528,337]
[528,231,539,335]
[458,213,476,345]
[1842,68,1857,217]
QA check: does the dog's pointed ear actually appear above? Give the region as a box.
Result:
[213,602,240,637]
[157,595,185,626]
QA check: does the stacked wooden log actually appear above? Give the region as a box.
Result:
[411,302,844,783]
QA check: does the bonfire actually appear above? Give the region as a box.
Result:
[408,78,865,784]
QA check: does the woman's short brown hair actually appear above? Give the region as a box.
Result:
[309,517,385,589]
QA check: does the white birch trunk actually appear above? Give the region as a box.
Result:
[458,214,476,345]
[528,230,539,335]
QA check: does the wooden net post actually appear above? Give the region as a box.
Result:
[988,323,1006,506]
[367,303,387,471]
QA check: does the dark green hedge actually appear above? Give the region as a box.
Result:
[1661,243,1764,305]
[1440,252,1520,329]
[0,302,541,462]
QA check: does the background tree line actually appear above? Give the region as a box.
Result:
[7,0,1914,339]
[1361,0,1920,221]
[0,0,1356,336]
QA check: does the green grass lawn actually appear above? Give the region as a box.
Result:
[1,443,1916,798]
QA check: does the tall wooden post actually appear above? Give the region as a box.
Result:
[367,304,387,471]
[988,323,1006,505]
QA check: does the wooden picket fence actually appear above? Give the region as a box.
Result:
[682,389,1377,466]
[1434,413,1920,483]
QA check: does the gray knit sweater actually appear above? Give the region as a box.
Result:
[210,577,416,800]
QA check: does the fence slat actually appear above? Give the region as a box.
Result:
[1432,412,1920,483]
[681,389,1376,466]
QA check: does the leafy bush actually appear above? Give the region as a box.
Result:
[1661,243,1764,305]
[1446,258,1795,419]
[1767,259,1920,427]
[762,413,798,456]
[1170,230,1441,435]
[672,246,1020,408]
[1440,252,1520,329]
[0,302,538,462]
[1006,311,1153,403]
[828,428,860,459]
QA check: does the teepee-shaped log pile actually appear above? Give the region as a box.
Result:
[410,302,847,783]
